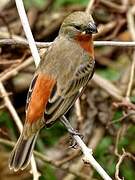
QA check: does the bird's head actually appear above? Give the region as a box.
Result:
[59,11,98,38]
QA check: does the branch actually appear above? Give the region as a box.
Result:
[61,116,112,180]
[0,49,46,82]
[115,149,135,180]
[1,39,135,48]
[86,0,95,13]
[126,5,135,101]
[15,0,40,68]
[0,83,22,132]
[92,74,123,101]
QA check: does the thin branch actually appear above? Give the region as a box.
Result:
[0,57,33,82]
[75,98,83,123]
[86,0,95,13]
[75,136,112,180]
[0,83,23,132]
[1,39,135,48]
[94,41,135,47]
[0,49,46,82]
[92,74,123,101]
[127,5,135,40]
[100,0,128,13]
[61,116,112,180]
[125,52,135,100]
[115,149,135,180]
[64,127,105,180]
[126,5,135,101]
[15,0,40,68]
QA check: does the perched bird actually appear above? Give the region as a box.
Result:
[9,11,97,171]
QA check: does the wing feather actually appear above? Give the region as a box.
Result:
[45,60,95,126]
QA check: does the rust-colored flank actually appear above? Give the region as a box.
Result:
[26,74,55,123]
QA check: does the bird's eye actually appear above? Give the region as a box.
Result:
[74,25,82,31]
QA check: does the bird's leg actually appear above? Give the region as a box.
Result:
[60,115,83,148]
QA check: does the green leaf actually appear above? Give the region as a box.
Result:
[121,160,135,180]
[53,0,89,8]
[40,122,66,146]
[112,110,123,121]
[40,164,57,180]
[0,111,14,129]
[96,68,120,81]
[94,136,112,157]
[0,111,16,138]
[130,96,135,103]
[24,0,46,9]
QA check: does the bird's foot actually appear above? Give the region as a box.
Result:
[60,115,83,149]
[68,129,83,149]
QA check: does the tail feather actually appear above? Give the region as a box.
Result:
[9,132,38,171]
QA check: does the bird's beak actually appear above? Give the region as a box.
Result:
[87,22,98,34]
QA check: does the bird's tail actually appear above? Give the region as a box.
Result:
[9,132,39,171]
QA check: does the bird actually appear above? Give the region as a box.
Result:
[9,11,97,171]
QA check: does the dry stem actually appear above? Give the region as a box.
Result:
[115,149,135,180]
[15,0,40,68]
[1,39,135,48]
[126,5,135,101]
[86,0,95,13]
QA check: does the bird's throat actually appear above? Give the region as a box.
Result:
[75,34,94,59]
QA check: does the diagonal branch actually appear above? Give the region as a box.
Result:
[15,0,40,68]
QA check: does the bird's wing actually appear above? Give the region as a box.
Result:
[45,60,95,126]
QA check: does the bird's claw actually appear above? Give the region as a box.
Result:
[68,129,83,149]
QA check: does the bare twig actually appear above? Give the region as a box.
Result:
[75,98,83,123]
[92,74,123,101]
[0,13,12,38]
[86,0,95,13]
[1,39,135,48]
[108,111,135,125]
[100,0,128,13]
[0,83,22,131]
[125,51,135,100]
[114,128,122,157]
[115,149,135,180]
[0,57,33,82]
[15,0,40,68]
[126,5,135,101]
[61,117,112,180]
[64,127,105,180]
[0,49,45,82]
